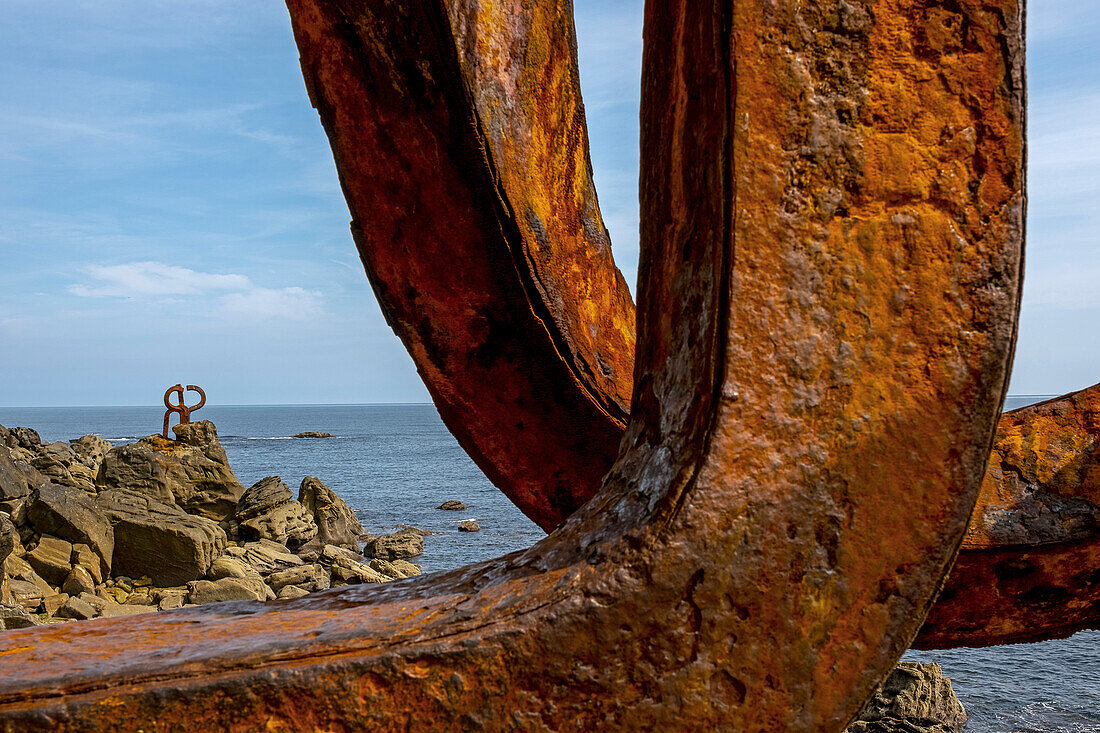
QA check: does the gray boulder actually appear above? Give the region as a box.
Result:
[0,440,46,506]
[96,421,246,521]
[0,513,16,566]
[364,527,424,560]
[848,662,967,733]
[97,488,227,586]
[298,476,364,550]
[0,603,39,629]
[26,483,114,575]
[236,477,317,549]
[8,579,44,613]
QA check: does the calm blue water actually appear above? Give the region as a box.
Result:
[1,397,1096,732]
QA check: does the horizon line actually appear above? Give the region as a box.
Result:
[0,395,1061,410]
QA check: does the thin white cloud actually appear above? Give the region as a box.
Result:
[67,261,325,321]
[69,261,251,298]
[219,286,324,321]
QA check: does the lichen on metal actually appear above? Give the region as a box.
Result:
[0,0,1025,730]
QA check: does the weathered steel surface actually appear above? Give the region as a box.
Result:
[161,384,206,439]
[916,383,1100,648]
[0,0,1022,730]
[287,0,632,532]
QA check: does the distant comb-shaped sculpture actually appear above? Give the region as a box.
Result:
[0,0,1025,730]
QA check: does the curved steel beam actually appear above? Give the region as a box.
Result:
[917,382,1100,647]
[290,0,634,531]
[0,0,1022,729]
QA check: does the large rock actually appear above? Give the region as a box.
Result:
[227,539,303,575]
[8,579,44,612]
[236,477,317,549]
[69,435,111,474]
[298,476,364,550]
[96,421,246,521]
[187,577,269,605]
[25,483,113,575]
[0,603,39,629]
[364,527,423,560]
[97,488,227,586]
[0,437,47,505]
[25,534,73,586]
[266,564,330,593]
[0,513,16,566]
[30,441,96,493]
[848,662,967,733]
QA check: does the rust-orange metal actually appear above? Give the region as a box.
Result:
[916,382,1100,648]
[0,0,1025,729]
[161,383,206,439]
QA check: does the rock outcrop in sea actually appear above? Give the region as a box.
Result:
[0,420,420,627]
[847,662,967,733]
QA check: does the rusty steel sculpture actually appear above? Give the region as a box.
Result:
[0,0,1040,730]
[161,384,207,439]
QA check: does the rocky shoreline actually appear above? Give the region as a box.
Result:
[0,420,424,627]
[0,419,968,731]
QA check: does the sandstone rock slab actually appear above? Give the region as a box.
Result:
[364,528,423,560]
[25,535,73,586]
[97,421,246,521]
[236,477,317,549]
[97,488,226,586]
[26,483,113,574]
[298,476,363,550]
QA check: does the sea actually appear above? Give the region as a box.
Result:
[0,397,1096,732]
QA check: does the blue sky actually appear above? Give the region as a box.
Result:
[0,1,1096,407]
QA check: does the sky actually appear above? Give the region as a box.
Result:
[0,1,1096,407]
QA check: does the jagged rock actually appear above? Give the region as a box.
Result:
[56,596,98,620]
[208,556,255,581]
[61,565,97,597]
[26,483,113,575]
[228,539,304,575]
[3,427,42,451]
[457,520,480,532]
[0,603,39,629]
[848,662,967,733]
[159,594,184,611]
[364,528,423,560]
[69,435,111,474]
[96,421,246,521]
[187,577,269,604]
[236,477,317,549]
[298,476,364,551]
[330,555,389,585]
[368,558,420,580]
[0,513,16,565]
[4,555,53,597]
[71,543,103,585]
[101,603,157,618]
[437,500,466,511]
[26,534,73,586]
[292,432,335,439]
[42,592,69,616]
[266,564,330,593]
[390,559,422,577]
[276,585,311,600]
[8,579,44,612]
[97,488,226,586]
